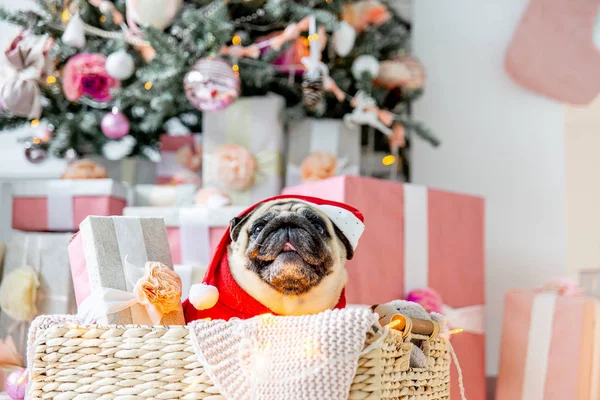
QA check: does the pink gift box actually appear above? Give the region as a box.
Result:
[11,179,128,232]
[157,134,201,184]
[496,290,599,400]
[282,175,486,400]
[123,207,244,265]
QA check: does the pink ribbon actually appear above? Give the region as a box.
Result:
[0,33,50,119]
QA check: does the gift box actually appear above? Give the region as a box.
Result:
[91,156,157,185]
[133,184,198,207]
[157,134,202,184]
[68,216,185,325]
[11,179,129,232]
[282,175,485,400]
[123,207,244,265]
[286,118,360,186]
[496,290,600,400]
[0,232,75,365]
[202,94,284,205]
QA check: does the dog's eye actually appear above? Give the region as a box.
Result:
[314,223,325,235]
[251,224,264,236]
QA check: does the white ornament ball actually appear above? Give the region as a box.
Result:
[189,284,219,311]
[99,0,115,15]
[332,21,356,57]
[351,55,381,79]
[106,50,135,81]
[127,0,182,30]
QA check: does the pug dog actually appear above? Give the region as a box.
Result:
[227,198,356,316]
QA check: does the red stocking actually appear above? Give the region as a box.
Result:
[505,0,600,105]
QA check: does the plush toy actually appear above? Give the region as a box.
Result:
[373,300,446,369]
[183,194,365,321]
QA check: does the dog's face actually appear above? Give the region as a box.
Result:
[228,199,354,316]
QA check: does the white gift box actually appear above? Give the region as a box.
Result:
[123,206,244,266]
[285,118,361,186]
[133,184,198,207]
[202,94,285,205]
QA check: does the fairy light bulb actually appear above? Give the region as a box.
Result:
[144,81,153,90]
[232,35,242,45]
[382,155,395,166]
[46,75,57,84]
[61,9,70,22]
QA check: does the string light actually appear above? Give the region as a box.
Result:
[32,137,41,145]
[449,328,464,335]
[46,76,57,84]
[232,64,239,72]
[232,35,242,45]
[382,155,395,166]
[99,15,107,23]
[30,119,40,128]
[61,10,70,22]
[308,33,319,42]
[144,82,153,90]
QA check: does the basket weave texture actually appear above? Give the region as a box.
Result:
[29,318,451,399]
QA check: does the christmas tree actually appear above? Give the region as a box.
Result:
[0,0,436,162]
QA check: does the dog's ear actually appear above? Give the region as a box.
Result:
[230,209,257,242]
[332,224,354,260]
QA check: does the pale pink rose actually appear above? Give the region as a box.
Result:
[537,278,583,296]
[62,53,120,102]
[214,144,257,191]
[195,187,231,207]
[300,152,338,182]
[170,170,202,186]
[342,0,391,33]
[175,143,202,172]
[61,159,108,179]
[375,57,426,91]
[133,262,182,324]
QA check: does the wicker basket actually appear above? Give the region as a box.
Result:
[28,315,452,399]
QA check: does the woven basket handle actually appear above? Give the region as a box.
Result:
[387,314,440,339]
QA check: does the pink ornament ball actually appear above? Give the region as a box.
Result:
[101,111,130,139]
[184,58,240,112]
[405,288,443,314]
[5,368,27,400]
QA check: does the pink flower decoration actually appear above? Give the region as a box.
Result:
[342,0,391,33]
[62,53,120,102]
[537,278,583,296]
[300,152,338,182]
[405,288,444,314]
[214,144,257,191]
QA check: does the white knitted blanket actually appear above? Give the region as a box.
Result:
[188,308,377,400]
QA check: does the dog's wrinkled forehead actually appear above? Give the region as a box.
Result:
[230,199,330,238]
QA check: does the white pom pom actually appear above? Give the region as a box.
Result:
[333,22,356,57]
[102,135,136,160]
[351,55,380,79]
[62,13,86,49]
[189,284,219,310]
[106,50,135,80]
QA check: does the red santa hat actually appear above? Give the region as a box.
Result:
[183,194,365,322]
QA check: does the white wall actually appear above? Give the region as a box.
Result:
[412,1,566,375]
